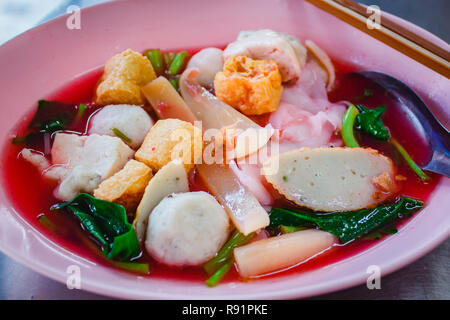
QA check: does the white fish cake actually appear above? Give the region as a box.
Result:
[88,104,153,149]
[145,192,230,267]
[263,147,396,212]
[51,133,134,200]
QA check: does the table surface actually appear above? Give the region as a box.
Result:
[0,0,448,300]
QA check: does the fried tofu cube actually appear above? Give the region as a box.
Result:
[135,119,202,172]
[94,160,153,214]
[214,55,282,115]
[96,49,156,105]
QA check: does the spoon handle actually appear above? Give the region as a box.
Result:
[422,129,450,177]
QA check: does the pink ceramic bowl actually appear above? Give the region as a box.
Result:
[0,0,448,299]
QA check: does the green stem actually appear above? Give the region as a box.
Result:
[203,230,254,275]
[163,52,176,68]
[205,260,233,287]
[111,127,132,143]
[145,49,165,75]
[391,138,430,181]
[342,104,360,148]
[167,51,189,76]
[169,77,179,91]
[280,225,307,234]
[109,261,150,275]
[37,214,58,233]
[74,104,87,124]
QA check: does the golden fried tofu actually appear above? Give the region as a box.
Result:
[214,55,282,115]
[135,119,202,172]
[94,159,153,215]
[96,49,156,105]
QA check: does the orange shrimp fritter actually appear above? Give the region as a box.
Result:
[214,56,282,115]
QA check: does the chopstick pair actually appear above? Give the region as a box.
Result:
[305,0,450,78]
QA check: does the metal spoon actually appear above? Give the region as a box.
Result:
[352,71,450,177]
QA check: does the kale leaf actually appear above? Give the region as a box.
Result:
[269,197,424,243]
[29,100,77,133]
[52,193,140,261]
[13,100,82,148]
[354,104,390,141]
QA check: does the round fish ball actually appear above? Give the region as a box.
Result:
[145,191,230,267]
[88,104,153,149]
[187,48,224,87]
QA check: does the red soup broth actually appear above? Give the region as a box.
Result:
[1,56,441,284]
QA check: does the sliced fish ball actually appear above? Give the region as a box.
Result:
[145,191,230,266]
[263,147,396,212]
[133,160,189,243]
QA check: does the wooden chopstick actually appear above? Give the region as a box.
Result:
[334,0,450,61]
[305,0,450,78]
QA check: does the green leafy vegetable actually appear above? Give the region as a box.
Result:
[12,100,79,147]
[111,127,133,143]
[145,49,165,75]
[342,104,360,148]
[74,103,87,123]
[364,224,398,240]
[203,230,254,287]
[363,88,373,98]
[205,260,233,287]
[11,133,38,146]
[40,119,65,132]
[169,77,179,91]
[204,230,254,275]
[29,100,77,133]
[280,225,307,234]
[391,138,430,181]
[269,197,424,243]
[109,261,150,275]
[354,104,390,141]
[343,103,429,181]
[354,88,374,101]
[167,51,189,76]
[37,214,59,233]
[52,193,140,261]
[163,52,176,67]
